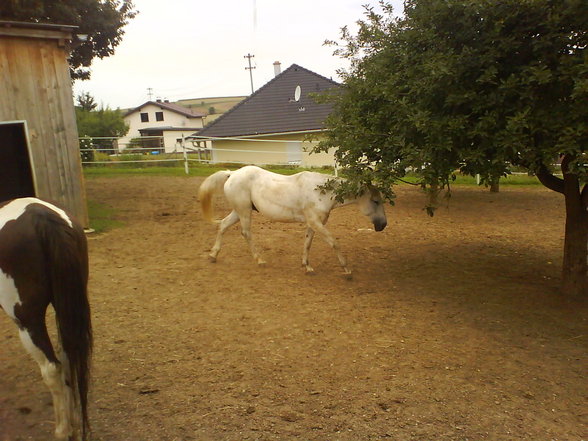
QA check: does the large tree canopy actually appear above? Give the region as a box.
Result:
[1,0,137,80]
[317,0,588,296]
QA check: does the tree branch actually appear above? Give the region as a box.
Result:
[581,185,588,209]
[536,164,564,194]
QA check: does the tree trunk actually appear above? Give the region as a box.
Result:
[536,155,588,298]
[561,181,588,298]
[489,177,500,193]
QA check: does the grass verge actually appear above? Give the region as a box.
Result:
[87,200,125,233]
[83,163,332,178]
[83,166,543,233]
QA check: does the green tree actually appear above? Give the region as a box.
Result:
[316,0,588,297]
[76,103,129,157]
[77,91,98,111]
[75,106,129,138]
[0,0,137,80]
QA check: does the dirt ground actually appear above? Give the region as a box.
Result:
[1,175,586,441]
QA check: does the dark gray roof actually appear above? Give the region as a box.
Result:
[196,64,339,138]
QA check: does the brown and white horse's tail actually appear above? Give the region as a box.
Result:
[36,210,93,440]
[198,170,232,222]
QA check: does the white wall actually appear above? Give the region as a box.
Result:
[120,103,203,151]
[210,133,336,167]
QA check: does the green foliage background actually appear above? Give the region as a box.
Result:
[316,0,587,200]
[0,0,137,80]
[76,107,129,138]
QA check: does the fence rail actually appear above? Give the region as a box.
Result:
[79,136,559,178]
[78,135,326,173]
[80,135,212,173]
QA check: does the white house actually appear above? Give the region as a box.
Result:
[121,100,206,153]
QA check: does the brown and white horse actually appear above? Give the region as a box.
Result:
[0,197,92,441]
[198,165,387,276]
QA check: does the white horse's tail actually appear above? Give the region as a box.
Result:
[198,170,231,222]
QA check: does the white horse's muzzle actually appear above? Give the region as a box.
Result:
[373,218,387,231]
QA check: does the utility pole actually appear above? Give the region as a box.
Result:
[244,53,255,94]
[147,87,154,100]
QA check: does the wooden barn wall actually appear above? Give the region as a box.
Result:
[0,34,88,226]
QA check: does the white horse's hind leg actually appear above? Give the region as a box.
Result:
[209,210,240,262]
[302,227,316,273]
[18,328,75,440]
[41,361,76,440]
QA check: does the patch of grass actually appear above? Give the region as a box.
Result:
[85,167,190,177]
[87,200,124,233]
[400,172,542,186]
[497,174,543,185]
[452,173,542,186]
[84,165,221,177]
[83,163,334,178]
[84,164,544,185]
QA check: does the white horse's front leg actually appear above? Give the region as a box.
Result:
[302,227,315,273]
[209,210,240,262]
[307,218,351,278]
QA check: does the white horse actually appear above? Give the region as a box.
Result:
[198,165,387,276]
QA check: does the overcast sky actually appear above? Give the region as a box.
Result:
[72,0,404,109]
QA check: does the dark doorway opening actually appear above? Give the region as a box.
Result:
[0,122,36,202]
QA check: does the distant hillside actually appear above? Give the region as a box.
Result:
[176,96,246,117]
[119,96,246,127]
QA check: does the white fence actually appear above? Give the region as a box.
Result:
[79,135,336,173]
[81,136,554,178]
[79,135,208,158]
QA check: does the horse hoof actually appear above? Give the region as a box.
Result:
[55,430,74,441]
[258,261,267,267]
[305,268,315,275]
[343,272,353,280]
[208,255,217,263]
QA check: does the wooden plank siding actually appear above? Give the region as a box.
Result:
[0,23,88,226]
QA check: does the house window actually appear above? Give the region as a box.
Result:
[155,111,164,122]
[140,112,149,122]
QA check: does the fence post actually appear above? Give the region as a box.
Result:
[182,134,189,175]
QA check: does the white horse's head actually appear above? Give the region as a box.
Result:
[358,186,387,231]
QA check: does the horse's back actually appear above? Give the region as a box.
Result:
[228,166,328,190]
[0,198,85,292]
[0,198,82,302]
[223,166,335,222]
[0,197,74,230]
[0,199,50,274]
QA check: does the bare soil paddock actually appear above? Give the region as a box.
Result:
[1,175,586,440]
